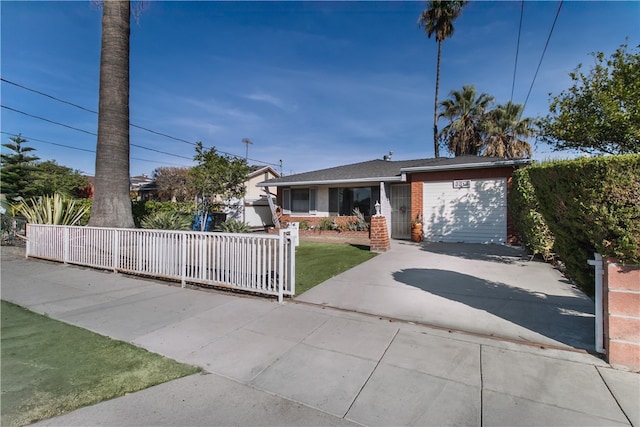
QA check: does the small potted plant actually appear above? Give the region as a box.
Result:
[411,212,423,243]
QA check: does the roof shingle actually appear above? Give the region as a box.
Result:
[261,156,528,186]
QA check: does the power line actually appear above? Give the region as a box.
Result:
[1,77,282,167]
[130,143,192,160]
[1,78,98,114]
[1,105,96,136]
[510,0,524,104]
[0,131,187,167]
[0,131,94,153]
[1,105,194,161]
[522,0,563,113]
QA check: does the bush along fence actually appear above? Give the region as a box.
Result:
[509,154,640,297]
[26,224,297,302]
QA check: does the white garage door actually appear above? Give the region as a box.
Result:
[422,178,507,243]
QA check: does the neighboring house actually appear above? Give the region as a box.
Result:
[259,155,531,244]
[130,174,156,201]
[227,165,281,228]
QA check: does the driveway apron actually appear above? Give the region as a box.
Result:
[296,240,596,351]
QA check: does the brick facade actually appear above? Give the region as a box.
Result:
[603,259,640,371]
[280,215,360,228]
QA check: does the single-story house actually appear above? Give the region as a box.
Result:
[227,165,281,228]
[258,155,532,244]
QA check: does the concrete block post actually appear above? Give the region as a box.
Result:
[603,258,640,372]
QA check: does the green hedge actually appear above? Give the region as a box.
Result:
[508,168,555,261]
[511,154,640,296]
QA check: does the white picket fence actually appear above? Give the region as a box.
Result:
[26,224,296,302]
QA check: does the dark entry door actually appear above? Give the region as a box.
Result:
[391,184,411,239]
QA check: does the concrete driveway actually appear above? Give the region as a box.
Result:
[296,241,596,351]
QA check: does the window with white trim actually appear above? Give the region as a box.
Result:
[282,187,317,214]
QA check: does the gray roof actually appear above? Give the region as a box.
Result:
[258,156,531,187]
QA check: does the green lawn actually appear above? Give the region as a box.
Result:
[0,300,200,427]
[295,242,377,295]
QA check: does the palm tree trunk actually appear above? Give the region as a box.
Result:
[433,40,442,158]
[89,0,135,228]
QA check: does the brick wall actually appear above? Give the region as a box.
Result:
[370,216,390,252]
[280,215,360,228]
[603,259,640,371]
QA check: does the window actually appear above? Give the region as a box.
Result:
[329,186,380,216]
[282,187,316,214]
[291,188,309,212]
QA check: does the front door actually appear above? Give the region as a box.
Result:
[391,184,411,239]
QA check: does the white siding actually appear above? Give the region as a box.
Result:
[381,182,392,237]
[422,178,507,244]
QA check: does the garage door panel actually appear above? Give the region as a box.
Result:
[423,179,506,244]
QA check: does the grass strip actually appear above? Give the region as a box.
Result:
[295,242,377,295]
[1,300,200,427]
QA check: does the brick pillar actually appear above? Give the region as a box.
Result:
[603,259,640,371]
[370,216,390,253]
[410,180,423,222]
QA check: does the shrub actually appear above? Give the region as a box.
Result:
[140,210,192,230]
[352,208,369,231]
[509,168,555,261]
[12,193,90,226]
[299,220,311,230]
[217,219,251,233]
[132,200,196,227]
[525,154,639,296]
[318,217,335,231]
[76,198,92,226]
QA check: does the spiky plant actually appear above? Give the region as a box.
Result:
[12,193,90,226]
[217,219,252,233]
[352,208,369,231]
[140,210,192,230]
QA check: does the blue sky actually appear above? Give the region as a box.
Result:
[1,1,638,177]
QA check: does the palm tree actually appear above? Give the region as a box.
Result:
[418,0,468,158]
[483,102,534,158]
[439,85,494,157]
[89,0,135,228]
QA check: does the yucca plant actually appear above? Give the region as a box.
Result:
[12,193,90,226]
[352,208,369,231]
[140,210,192,230]
[217,219,251,233]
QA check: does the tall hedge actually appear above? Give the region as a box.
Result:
[520,154,639,296]
[508,168,555,261]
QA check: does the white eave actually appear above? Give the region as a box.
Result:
[400,159,532,173]
[257,175,404,187]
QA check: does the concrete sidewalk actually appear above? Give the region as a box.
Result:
[1,247,638,426]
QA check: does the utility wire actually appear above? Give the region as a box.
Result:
[522,0,563,113]
[0,131,94,153]
[1,78,99,114]
[1,105,96,136]
[1,105,193,161]
[0,131,186,167]
[1,77,282,167]
[510,0,525,104]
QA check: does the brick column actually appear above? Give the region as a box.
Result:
[603,259,640,371]
[370,216,390,253]
[410,180,423,222]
